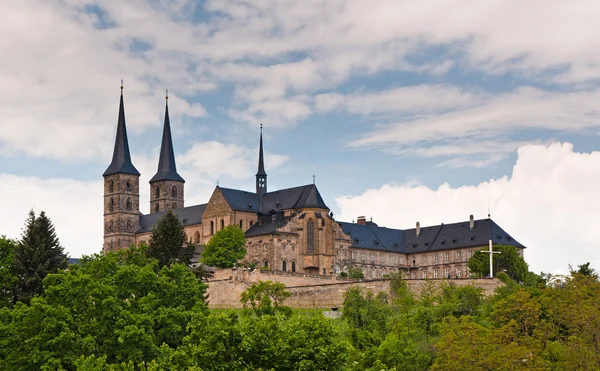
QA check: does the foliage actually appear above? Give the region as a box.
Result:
[13,210,68,304]
[572,261,597,277]
[468,244,529,282]
[342,287,390,349]
[240,280,292,317]
[348,267,365,279]
[0,236,18,308]
[0,247,208,370]
[201,225,246,268]
[147,210,195,267]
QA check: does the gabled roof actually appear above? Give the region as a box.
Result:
[219,187,261,212]
[103,90,140,177]
[150,100,184,183]
[245,214,293,237]
[139,203,207,232]
[338,218,525,253]
[338,222,405,253]
[219,184,329,213]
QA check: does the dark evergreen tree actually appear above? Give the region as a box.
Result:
[14,210,68,304]
[147,210,194,267]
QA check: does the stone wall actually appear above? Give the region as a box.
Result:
[206,268,503,309]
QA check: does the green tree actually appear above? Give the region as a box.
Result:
[0,247,208,370]
[342,287,390,349]
[467,244,529,282]
[0,236,18,307]
[573,262,597,277]
[240,280,292,317]
[348,267,365,279]
[147,210,194,267]
[13,210,68,304]
[201,225,246,268]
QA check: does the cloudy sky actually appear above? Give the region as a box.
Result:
[1,0,600,274]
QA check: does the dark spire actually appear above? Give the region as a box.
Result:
[150,90,184,183]
[256,124,266,177]
[103,81,140,177]
[256,124,267,196]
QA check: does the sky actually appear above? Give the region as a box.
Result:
[1,0,600,274]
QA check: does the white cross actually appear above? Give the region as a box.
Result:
[481,239,501,278]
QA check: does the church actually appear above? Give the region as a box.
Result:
[103,86,526,279]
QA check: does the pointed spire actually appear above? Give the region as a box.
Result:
[256,124,267,177]
[150,90,184,183]
[103,81,140,177]
[256,124,267,196]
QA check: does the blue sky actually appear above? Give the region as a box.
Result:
[2,0,600,274]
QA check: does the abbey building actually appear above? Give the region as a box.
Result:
[103,87,526,279]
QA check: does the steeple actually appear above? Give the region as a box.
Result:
[104,82,140,176]
[150,90,184,183]
[256,124,267,196]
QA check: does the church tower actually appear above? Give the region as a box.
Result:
[256,124,267,197]
[149,91,185,213]
[103,83,140,253]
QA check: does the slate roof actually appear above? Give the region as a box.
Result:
[219,184,329,213]
[245,214,293,237]
[139,203,207,232]
[104,91,140,176]
[338,218,525,253]
[150,101,185,183]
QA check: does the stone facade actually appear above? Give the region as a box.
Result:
[103,173,140,252]
[149,180,184,213]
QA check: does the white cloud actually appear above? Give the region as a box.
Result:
[314,85,484,115]
[336,142,600,274]
[351,87,600,150]
[0,174,103,257]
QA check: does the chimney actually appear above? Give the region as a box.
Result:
[357,216,366,225]
[469,215,474,230]
[416,221,421,237]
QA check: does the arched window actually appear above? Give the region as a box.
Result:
[108,180,114,193]
[291,261,296,273]
[155,185,160,199]
[109,220,114,232]
[171,186,177,198]
[239,220,243,229]
[126,180,132,192]
[250,221,253,227]
[220,219,225,230]
[109,198,114,212]
[210,221,214,235]
[264,260,269,269]
[154,203,159,212]
[307,220,315,254]
[321,218,325,228]
[194,231,200,243]
[126,220,131,232]
[282,260,287,272]
[172,203,177,209]
[126,197,132,211]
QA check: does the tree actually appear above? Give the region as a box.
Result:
[342,287,390,349]
[201,225,246,268]
[348,267,365,279]
[573,262,597,277]
[0,236,18,308]
[0,247,208,370]
[147,210,194,267]
[467,244,529,282]
[240,280,292,317]
[13,210,68,304]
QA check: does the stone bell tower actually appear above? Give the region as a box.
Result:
[149,90,185,213]
[102,82,140,252]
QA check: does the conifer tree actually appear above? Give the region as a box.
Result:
[147,210,194,267]
[14,210,68,304]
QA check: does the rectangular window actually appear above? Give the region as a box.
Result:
[422,271,427,279]
[445,252,449,261]
[434,270,439,279]
[422,255,427,263]
[456,251,461,260]
[282,244,286,251]
[263,244,268,251]
[351,251,355,259]
[469,250,474,258]
[456,268,461,278]
[399,256,403,265]
[434,253,438,262]
[445,268,450,278]
[371,253,374,263]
